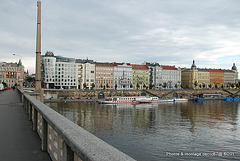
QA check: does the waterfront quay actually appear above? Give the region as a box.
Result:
[0,89,135,161]
[39,88,240,102]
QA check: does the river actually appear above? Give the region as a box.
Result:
[46,100,240,161]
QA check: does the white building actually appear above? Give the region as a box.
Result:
[145,62,181,89]
[42,52,77,89]
[75,59,95,89]
[113,63,132,90]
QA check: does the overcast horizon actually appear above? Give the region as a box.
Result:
[0,0,239,74]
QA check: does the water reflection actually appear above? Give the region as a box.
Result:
[46,101,240,161]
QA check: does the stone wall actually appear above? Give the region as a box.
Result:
[43,89,240,99]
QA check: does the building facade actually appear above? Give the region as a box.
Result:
[42,52,77,89]
[113,63,132,90]
[181,60,209,88]
[76,59,95,89]
[0,60,24,87]
[145,62,181,89]
[207,69,224,88]
[131,64,149,89]
[95,63,114,90]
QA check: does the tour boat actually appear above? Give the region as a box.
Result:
[98,96,174,104]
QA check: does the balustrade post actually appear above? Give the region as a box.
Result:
[28,103,32,121]
[33,107,38,132]
[41,118,48,151]
[63,143,74,161]
[26,100,29,114]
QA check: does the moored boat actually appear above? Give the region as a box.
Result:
[98,96,174,104]
[224,97,239,101]
[194,98,204,102]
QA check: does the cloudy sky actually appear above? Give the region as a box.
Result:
[0,0,240,74]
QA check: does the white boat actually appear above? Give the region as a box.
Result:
[98,96,141,104]
[98,96,174,104]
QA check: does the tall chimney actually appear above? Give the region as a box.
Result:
[35,1,43,101]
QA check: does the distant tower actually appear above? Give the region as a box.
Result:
[35,1,43,101]
[232,63,238,84]
[191,60,197,70]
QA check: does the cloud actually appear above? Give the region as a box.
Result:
[0,0,240,74]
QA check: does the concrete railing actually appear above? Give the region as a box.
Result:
[19,89,135,161]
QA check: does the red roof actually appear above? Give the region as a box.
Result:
[131,64,148,69]
[162,66,177,70]
[113,62,131,66]
[206,68,224,72]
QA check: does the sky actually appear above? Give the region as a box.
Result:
[0,0,240,74]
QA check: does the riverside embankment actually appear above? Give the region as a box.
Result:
[25,88,240,102]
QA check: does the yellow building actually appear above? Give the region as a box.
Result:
[131,64,149,89]
[181,60,209,88]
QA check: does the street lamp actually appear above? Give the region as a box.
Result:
[13,53,22,60]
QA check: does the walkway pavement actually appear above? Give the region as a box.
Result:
[0,89,51,161]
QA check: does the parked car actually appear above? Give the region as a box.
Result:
[4,87,12,90]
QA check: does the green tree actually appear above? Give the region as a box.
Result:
[194,81,198,88]
[215,84,218,88]
[136,82,140,89]
[106,83,109,88]
[2,82,7,87]
[123,84,126,88]
[199,84,202,88]
[91,83,95,89]
[83,83,87,89]
[163,82,167,88]
[100,83,103,89]
[221,85,224,88]
[186,85,189,89]
[208,84,212,88]
[130,84,133,88]
[143,84,146,89]
[203,83,206,88]
[175,84,178,88]
[115,84,117,89]
[231,84,235,88]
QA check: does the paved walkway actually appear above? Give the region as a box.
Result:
[0,89,51,161]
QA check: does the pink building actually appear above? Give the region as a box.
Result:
[95,62,114,90]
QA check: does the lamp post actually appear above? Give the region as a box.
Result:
[13,53,23,89]
[13,53,22,60]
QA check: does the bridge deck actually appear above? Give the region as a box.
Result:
[0,90,51,161]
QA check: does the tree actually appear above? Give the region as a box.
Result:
[194,81,198,88]
[106,83,109,89]
[143,84,146,89]
[136,82,140,89]
[2,82,7,87]
[203,83,206,88]
[199,84,202,88]
[215,84,218,89]
[83,83,87,89]
[91,83,95,89]
[100,83,103,89]
[221,85,224,88]
[130,84,133,89]
[231,84,235,88]
[123,84,126,88]
[163,82,167,88]
[186,85,189,89]
[175,84,178,88]
[115,84,117,90]
[208,84,212,88]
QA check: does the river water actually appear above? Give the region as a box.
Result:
[46,101,240,161]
